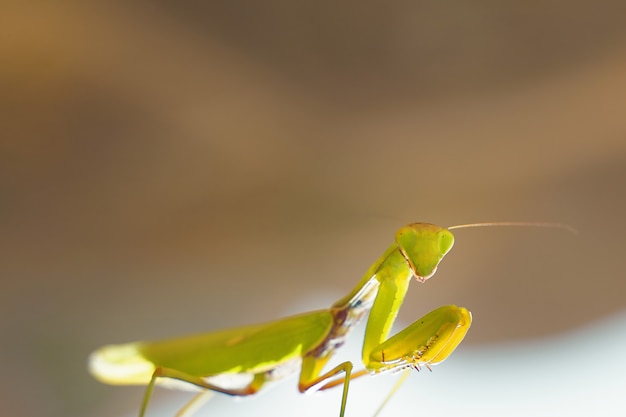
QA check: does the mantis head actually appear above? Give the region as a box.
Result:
[395,223,455,282]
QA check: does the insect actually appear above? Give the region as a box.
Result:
[89,222,574,417]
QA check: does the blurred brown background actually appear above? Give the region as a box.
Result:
[1,2,626,417]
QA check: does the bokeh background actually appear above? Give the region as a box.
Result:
[2,2,626,416]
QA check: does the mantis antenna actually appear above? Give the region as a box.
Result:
[448,221,578,235]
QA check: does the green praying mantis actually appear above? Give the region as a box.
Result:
[89,221,575,417]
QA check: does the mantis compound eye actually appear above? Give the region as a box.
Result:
[438,229,455,258]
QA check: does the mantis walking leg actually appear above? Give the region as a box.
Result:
[139,368,267,417]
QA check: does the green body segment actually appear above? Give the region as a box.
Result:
[139,310,333,376]
[90,310,333,384]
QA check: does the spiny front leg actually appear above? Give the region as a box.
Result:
[368,305,472,374]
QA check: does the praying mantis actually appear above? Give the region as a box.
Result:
[89,222,574,417]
